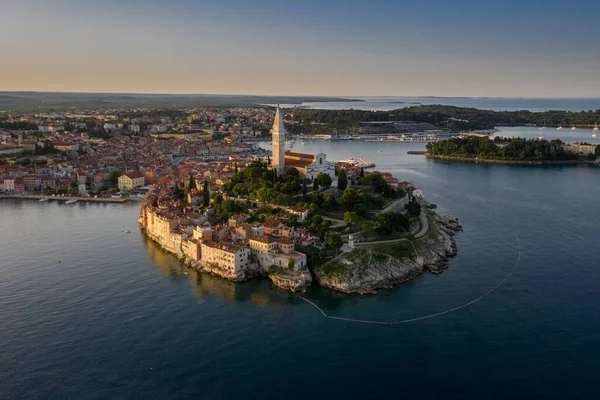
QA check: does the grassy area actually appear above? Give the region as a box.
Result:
[316,259,350,277]
[372,242,414,259]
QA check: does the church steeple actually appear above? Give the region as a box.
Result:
[272,105,285,175]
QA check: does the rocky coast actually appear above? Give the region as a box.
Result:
[141,225,313,292]
[313,212,461,294]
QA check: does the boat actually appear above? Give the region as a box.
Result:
[39,187,48,202]
[571,126,577,130]
[123,229,131,234]
[65,199,78,204]
[379,150,382,153]
[594,123,598,131]
[557,125,563,130]
[301,142,305,145]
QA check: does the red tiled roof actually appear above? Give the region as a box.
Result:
[284,159,313,169]
[285,151,315,159]
[250,235,277,244]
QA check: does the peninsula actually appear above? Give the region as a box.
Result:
[138,107,461,294]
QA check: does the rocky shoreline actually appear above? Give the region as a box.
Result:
[313,212,461,294]
[140,211,461,295]
[141,225,313,291]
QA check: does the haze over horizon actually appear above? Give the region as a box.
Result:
[2,0,599,97]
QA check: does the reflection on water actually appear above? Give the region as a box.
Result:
[141,233,295,310]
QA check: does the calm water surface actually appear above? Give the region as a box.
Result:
[272,96,600,112]
[2,141,600,399]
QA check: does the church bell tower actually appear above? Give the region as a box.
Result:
[271,105,286,175]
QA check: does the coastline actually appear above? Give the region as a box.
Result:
[138,206,312,292]
[313,210,461,295]
[425,154,599,165]
[0,194,131,203]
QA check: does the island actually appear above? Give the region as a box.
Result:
[426,136,600,165]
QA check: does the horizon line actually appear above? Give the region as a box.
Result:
[1,90,600,100]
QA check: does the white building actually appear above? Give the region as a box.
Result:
[284,151,335,181]
[249,235,307,271]
[200,241,250,278]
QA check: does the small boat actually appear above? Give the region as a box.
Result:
[571,126,576,130]
[39,198,49,202]
[557,125,563,130]
[378,150,382,153]
[123,229,131,234]
[301,142,305,145]
[65,199,78,204]
[184,272,189,275]
[593,123,598,131]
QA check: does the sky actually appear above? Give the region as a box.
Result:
[1,0,599,97]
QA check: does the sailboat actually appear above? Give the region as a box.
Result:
[593,123,598,138]
[538,127,544,139]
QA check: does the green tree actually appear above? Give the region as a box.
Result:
[234,162,238,174]
[338,169,348,191]
[405,200,421,217]
[108,171,119,187]
[325,233,342,251]
[316,173,332,189]
[288,257,295,269]
[203,180,210,207]
[188,174,195,191]
[312,179,319,191]
[343,211,360,227]
[340,188,360,211]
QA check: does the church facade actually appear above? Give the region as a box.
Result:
[271,106,335,181]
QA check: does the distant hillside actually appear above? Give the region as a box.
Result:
[0,92,359,113]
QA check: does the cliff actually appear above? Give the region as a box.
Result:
[314,212,460,294]
[267,266,312,292]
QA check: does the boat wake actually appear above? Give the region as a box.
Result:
[299,233,521,326]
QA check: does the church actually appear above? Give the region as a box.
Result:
[271,106,336,181]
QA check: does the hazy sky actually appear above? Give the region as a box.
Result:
[1,0,599,97]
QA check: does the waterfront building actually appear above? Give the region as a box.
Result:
[200,240,250,277]
[118,172,146,192]
[561,142,596,156]
[249,235,307,271]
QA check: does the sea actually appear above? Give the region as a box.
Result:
[2,129,600,399]
[271,97,600,112]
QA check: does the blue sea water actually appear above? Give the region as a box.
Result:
[2,140,600,399]
[274,96,600,112]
